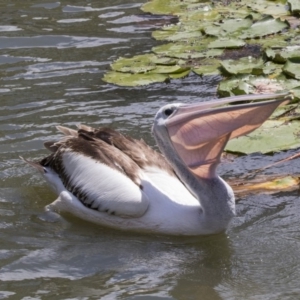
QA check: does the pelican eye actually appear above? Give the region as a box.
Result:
[164,108,174,117]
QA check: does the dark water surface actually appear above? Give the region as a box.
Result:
[1,0,300,299]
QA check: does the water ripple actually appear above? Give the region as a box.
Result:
[1,1,300,299]
[0,26,22,32]
[0,35,127,49]
[31,2,61,9]
[57,18,91,24]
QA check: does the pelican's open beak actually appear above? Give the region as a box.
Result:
[165,92,292,179]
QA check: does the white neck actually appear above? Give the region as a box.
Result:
[153,130,235,232]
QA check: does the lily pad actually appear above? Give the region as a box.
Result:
[153,65,190,74]
[152,42,203,59]
[240,17,289,39]
[111,54,156,74]
[225,119,300,154]
[192,58,221,76]
[204,18,252,38]
[169,69,191,79]
[218,76,245,96]
[141,0,185,15]
[152,41,223,59]
[179,7,220,23]
[104,0,300,88]
[283,59,300,80]
[208,38,245,49]
[270,103,298,119]
[218,75,284,96]
[221,57,264,75]
[176,3,219,23]
[247,35,288,50]
[248,0,289,18]
[152,28,202,42]
[151,26,179,41]
[103,71,168,86]
[288,0,300,13]
[265,46,300,63]
[218,75,300,99]
[152,22,204,42]
[141,0,213,16]
[262,61,283,77]
[214,1,252,19]
[152,56,177,65]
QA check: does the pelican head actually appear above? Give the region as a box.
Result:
[153,93,292,180]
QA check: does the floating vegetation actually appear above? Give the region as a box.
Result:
[102,0,300,154]
[225,119,300,154]
[103,0,299,95]
[230,174,300,196]
[103,53,190,86]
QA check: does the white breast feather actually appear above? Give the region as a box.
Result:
[143,166,199,206]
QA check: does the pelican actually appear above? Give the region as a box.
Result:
[23,93,290,235]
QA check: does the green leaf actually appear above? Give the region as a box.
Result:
[217,75,288,97]
[111,54,156,74]
[225,120,300,154]
[270,104,298,119]
[179,8,219,23]
[218,76,245,97]
[288,0,300,13]
[220,57,264,75]
[240,17,288,39]
[141,0,213,16]
[141,0,185,15]
[151,56,177,65]
[283,59,300,80]
[262,61,283,77]
[204,18,252,37]
[208,38,245,49]
[192,58,221,75]
[152,41,223,59]
[248,0,289,18]
[169,69,190,79]
[248,34,288,49]
[177,3,219,22]
[103,71,168,86]
[265,46,300,63]
[151,26,179,41]
[214,1,252,19]
[152,29,202,42]
[291,88,300,101]
[153,65,190,74]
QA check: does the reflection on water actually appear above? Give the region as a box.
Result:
[1,0,300,299]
